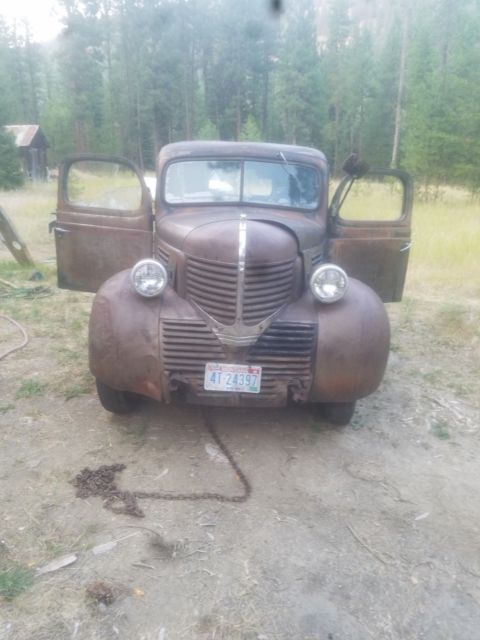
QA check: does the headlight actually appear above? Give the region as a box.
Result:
[310,263,348,303]
[131,259,167,297]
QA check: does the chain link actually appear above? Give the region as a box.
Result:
[72,409,251,517]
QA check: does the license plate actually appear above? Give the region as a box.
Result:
[204,363,262,394]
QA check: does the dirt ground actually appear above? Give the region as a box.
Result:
[1,203,480,639]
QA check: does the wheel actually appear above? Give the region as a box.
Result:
[96,379,142,415]
[314,401,356,426]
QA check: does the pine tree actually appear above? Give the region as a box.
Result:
[240,115,262,141]
[0,129,24,189]
[272,0,324,148]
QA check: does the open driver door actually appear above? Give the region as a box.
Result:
[52,155,153,293]
[328,169,413,302]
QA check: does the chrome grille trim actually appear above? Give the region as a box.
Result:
[236,214,247,323]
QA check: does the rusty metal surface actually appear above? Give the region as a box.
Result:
[183,219,299,325]
[307,282,390,401]
[156,214,309,346]
[54,142,412,410]
[89,270,389,408]
[89,271,164,401]
[156,208,326,252]
[54,154,153,293]
[55,225,153,292]
[329,169,413,302]
[329,237,410,302]
[158,140,327,166]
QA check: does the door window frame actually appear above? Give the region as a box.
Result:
[59,154,152,217]
[329,168,413,229]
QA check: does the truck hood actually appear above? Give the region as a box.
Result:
[155,207,326,256]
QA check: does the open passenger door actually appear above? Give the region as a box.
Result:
[328,169,413,302]
[52,155,153,293]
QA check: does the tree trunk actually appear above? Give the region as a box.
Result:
[24,26,39,122]
[235,89,242,140]
[261,68,269,139]
[333,99,340,175]
[135,81,144,171]
[391,15,408,169]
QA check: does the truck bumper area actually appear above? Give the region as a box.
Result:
[90,271,390,408]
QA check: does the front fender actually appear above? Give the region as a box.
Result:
[89,270,164,400]
[309,279,390,402]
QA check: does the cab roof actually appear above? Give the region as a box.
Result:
[158,140,327,167]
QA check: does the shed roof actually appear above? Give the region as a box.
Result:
[4,125,44,148]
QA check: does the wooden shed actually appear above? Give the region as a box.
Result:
[4,124,49,181]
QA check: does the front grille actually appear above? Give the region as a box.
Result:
[157,244,170,266]
[186,255,295,326]
[186,256,237,325]
[311,251,323,268]
[247,322,315,397]
[162,320,225,380]
[243,259,295,325]
[162,320,315,402]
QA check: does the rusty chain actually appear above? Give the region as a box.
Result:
[72,409,251,517]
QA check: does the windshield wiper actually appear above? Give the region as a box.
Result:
[278,152,302,204]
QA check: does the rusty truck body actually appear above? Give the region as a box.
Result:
[53,141,413,424]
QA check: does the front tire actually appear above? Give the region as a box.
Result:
[96,379,142,415]
[314,401,356,426]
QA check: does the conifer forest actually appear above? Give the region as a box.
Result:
[1,0,479,191]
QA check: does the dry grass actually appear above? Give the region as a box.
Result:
[331,179,480,301]
[0,182,92,399]
[1,182,57,264]
[0,260,92,402]
[406,190,480,300]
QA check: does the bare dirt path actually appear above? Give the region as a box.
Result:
[1,282,480,639]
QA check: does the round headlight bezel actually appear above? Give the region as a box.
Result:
[310,263,349,304]
[131,259,168,298]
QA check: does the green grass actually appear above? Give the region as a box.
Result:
[431,419,451,440]
[0,404,15,414]
[0,261,39,283]
[16,380,48,399]
[64,374,93,400]
[0,566,33,600]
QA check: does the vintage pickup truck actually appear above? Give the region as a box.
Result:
[52,141,412,424]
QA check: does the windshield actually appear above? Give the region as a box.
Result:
[164,159,320,210]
